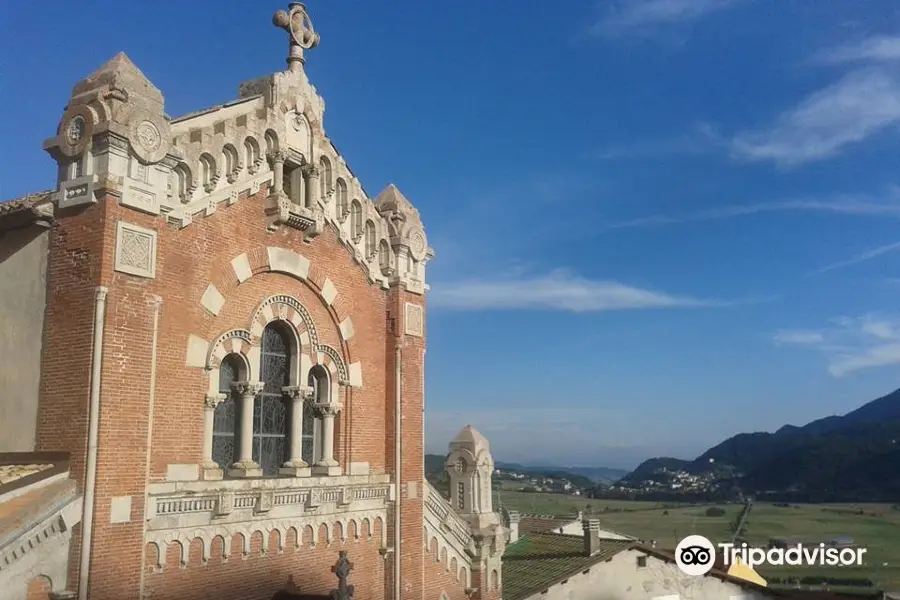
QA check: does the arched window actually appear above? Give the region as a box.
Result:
[171,163,192,203]
[364,221,376,259]
[200,153,216,192]
[319,156,333,199]
[335,179,348,221]
[350,201,363,240]
[244,137,261,174]
[212,353,242,469]
[379,240,392,275]
[223,144,239,183]
[305,365,329,464]
[255,322,292,476]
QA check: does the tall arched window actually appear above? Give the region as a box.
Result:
[364,221,376,259]
[305,365,329,464]
[255,322,292,476]
[319,155,333,199]
[335,179,348,221]
[212,354,241,469]
[379,240,392,275]
[244,137,261,174]
[200,153,216,193]
[350,201,363,240]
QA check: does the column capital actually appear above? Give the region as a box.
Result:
[282,385,315,401]
[301,163,320,178]
[314,402,341,418]
[232,381,264,396]
[204,392,227,409]
[268,150,286,164]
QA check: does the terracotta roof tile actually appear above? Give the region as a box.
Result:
[502,533,632,600]
[517,515,578,536]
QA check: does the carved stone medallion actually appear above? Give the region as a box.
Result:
[408,228,427,261]
[127,111,169,164]
[58,106,94,158]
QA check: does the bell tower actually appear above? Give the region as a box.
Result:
[445,425,501,531]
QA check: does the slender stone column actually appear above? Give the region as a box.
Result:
[313,403,341,476]
[271,151,285,196]
[281,385,314,477]
[201,393,227,480]
[303,163,320,209]
[229,381,264,478]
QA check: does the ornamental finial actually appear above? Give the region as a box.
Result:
[273,3,320,73]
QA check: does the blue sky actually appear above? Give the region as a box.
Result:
[5,1,900,468]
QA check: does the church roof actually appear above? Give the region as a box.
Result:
[0,191,54,230]
[502,533,631,600]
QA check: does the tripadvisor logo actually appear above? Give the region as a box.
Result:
[675,535,867,576]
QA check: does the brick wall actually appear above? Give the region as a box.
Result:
[423,537,471,600]
[35,185,420,598]
[143,519,385,600]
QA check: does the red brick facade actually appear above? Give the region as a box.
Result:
[14,5,504,599]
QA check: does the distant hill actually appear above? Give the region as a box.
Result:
[423,454,628,487]
[621,387,900,501]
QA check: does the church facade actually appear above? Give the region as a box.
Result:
[0,4,505,599]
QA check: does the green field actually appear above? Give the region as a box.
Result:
[496,488,900,590]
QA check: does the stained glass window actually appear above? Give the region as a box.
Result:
[212,354,241,469]
[304,366,328,464]
[254,323,291,476]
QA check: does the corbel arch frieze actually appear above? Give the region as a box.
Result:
[188,246,364,388]
[145,511,387,569]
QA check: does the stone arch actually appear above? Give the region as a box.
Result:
[378,239,392,276]
[146,541,162,569]
[250,530,265,555]
[171,162,193,203]
[210,535,227,563]
[459,566,469,586]
[318,522,330,546]
[429,536,438,555]
[244,136,262,174]
[303,524,316,546]
[319,155,333,199]
[199,152,218,192]
[317,345,349,385]
[191,248,363,386]
[335,178,348,221]
[268,528,283,554]
[286,526,300,550]
[362,518,371,539]
[247,294,314,384]
[333,521,344,543]
[206,329,252,371]
[168,539,187,568]
[364,219,376,259]
[233,532,250,557]
[491,569,500,590]
[450,556,459,576]
[222,143,240,182]
[348,519,359,540]
[189,537,206,565]
[264,129,279,155]
[440,546,448,566]
[373,516,385,545]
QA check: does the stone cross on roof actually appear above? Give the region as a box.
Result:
[331,551,354,600]
[273,2,320,72]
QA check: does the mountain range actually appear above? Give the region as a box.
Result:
[622,387,900,501]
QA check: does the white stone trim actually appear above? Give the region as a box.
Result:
[200,284,226,316]
[114,221,157,279]
[339,316,354,341]
[185,334,209,368]
[267,246,310,280]
[231,253,253,283]
[321,278,338,305]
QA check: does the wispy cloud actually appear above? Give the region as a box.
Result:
[775,313,900,377]
[596,124,723,160]
[429,269,721,312]
[590,0,746,38]
[729,68,900,167]
[608,191,900,229]
[816,35,900,65]
[814,239,900,273]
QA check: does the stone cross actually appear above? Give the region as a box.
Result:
[273,3,320,71]
[331,551,354,600]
